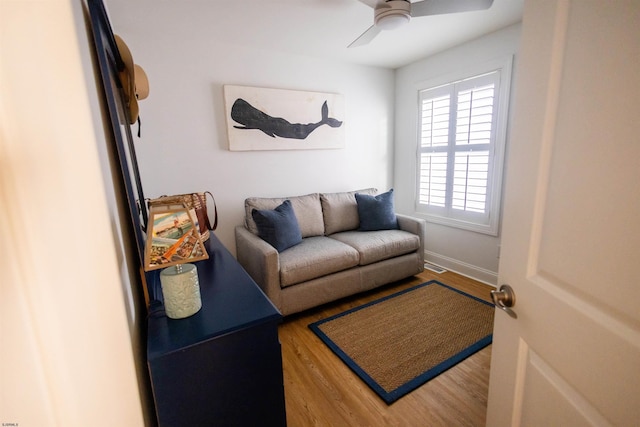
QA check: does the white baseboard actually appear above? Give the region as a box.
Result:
[424,250,498,287]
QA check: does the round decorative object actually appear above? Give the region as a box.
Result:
[160,263,202,319]
[374,1,411,30]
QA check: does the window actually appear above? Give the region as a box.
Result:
[416,59,512,235]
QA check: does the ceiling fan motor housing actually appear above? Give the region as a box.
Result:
[375,0,411,30]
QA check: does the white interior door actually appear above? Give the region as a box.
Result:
[486,1,640,426]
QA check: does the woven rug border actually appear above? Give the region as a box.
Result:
[308,280,494,404]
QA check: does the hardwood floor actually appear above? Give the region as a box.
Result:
[278,270,495,427]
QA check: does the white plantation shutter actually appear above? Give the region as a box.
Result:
[418,92,450,207]
[453,150,489,212]
[416,66,510,235]
[419,151,448,207]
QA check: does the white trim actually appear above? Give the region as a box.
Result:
[425,250,498,286]
[414,55,513,236]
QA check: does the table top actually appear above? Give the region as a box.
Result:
[147,233,282,359]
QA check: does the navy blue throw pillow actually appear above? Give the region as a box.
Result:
[251,200,302,252]
[355,189,398,231]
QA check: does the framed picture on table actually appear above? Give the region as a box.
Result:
[144,207,208,272]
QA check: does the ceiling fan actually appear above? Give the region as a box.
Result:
[349,0,495,48]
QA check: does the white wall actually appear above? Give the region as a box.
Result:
[0,1,145,424]
[394,24,522,285]
[105,1,521,281]
[106,1,395,254]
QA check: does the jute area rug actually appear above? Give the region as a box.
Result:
[309,280,494,404]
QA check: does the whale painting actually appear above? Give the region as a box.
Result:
[231,98,342,139]
[224,85,345,151]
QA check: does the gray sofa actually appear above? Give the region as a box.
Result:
[235,189,426,316]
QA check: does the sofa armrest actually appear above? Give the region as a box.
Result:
[235,226,282,310]
[396,214,426,263]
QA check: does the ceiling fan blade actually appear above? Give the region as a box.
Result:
[411,0,494,17]
[348,25,382,48]
[356,0,384,9]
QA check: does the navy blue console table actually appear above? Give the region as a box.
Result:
[147,233,287,426]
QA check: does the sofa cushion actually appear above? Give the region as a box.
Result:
[320,188,377,235]
[279,236,359,287]
[355,189,399,231]
[245,193,324,238]
[330,230,419,266]
[251,200,302,252]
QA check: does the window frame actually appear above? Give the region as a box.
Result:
[414,56,513,236]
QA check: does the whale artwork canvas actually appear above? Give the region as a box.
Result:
[223,85,345,151]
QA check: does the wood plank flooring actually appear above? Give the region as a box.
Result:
[278,270,495,427]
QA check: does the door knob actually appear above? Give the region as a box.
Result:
[491,284,517,318]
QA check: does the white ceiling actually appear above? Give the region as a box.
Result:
[108,0,523,69]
